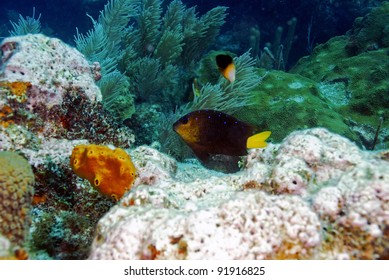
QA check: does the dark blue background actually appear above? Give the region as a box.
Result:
[0,0,381,68]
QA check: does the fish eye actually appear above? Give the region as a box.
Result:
[181,116,189,125]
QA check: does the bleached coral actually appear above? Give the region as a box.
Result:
[22,138,89,168]
[0,34,135,149]
[91,191,320,260]
[267,128,364,195]
[89,128,389,259]
[0,34,102,109]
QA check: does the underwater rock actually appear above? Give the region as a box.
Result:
[88,128,389,260]
[0,234,14,259]
[345,2,389,55]
[0,34,135,148]
[233,69,358,145]
[0,34,101,107]
[0,34,136,259]
[290,2,389,149]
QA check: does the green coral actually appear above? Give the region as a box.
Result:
[290,37,389,148]
[119,0,228,108]
[184,51,261,114]
[75,0,139,121]
[233,69,357,144]
[345,2,389,55]
[289,2,389,149]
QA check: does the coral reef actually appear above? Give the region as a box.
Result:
[1,0,388,261]
[345,2,389,55]
[290,3,389,149]
[89,129,389,260]
[0,33,135,148]
[0,33,135,259]
[0,151,34,256]
[233,69,359,144]
[70,144,136,201]
[25,138,115,259]
[0,34,101,107]
[76,0,228,120]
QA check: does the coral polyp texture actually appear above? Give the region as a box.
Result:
[88,129,389,260]
[70,144,137,201]
[0,151,34,251]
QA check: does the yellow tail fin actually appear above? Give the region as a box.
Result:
[246,131,272,149]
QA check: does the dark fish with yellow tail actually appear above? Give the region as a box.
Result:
[173,109,271,172]
[216,54,236,83]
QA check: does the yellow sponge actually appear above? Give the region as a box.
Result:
[70,144,136,201]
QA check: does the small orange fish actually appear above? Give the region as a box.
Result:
[216,54,236,82]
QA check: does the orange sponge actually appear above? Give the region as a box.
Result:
[0,81,31,103]
[70,144,136,201]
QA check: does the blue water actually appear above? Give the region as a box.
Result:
[0,0,381,68]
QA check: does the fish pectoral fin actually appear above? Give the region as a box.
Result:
[246,131,272,149]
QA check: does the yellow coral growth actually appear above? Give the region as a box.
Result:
[0,81,31,103]
[70,144,136,201]
[0,105,14,127]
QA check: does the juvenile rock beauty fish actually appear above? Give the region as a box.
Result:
[173,109,271,171]
[216,54,236,83]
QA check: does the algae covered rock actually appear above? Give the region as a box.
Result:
[345,2,389,55]
[290,3,389,149]
[234,69,358,144]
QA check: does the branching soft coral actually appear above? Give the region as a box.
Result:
[76,0,228,117]
[121,0,228,109]
[75,0,139,120]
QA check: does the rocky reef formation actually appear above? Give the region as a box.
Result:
[0,34,134,148]
[1,2,389,260]
[290,2,389,149]
[0,34,135,259]
[89,128,389,260]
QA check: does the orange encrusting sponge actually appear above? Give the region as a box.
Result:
[70,144,136,201]
[0,81,32,102]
